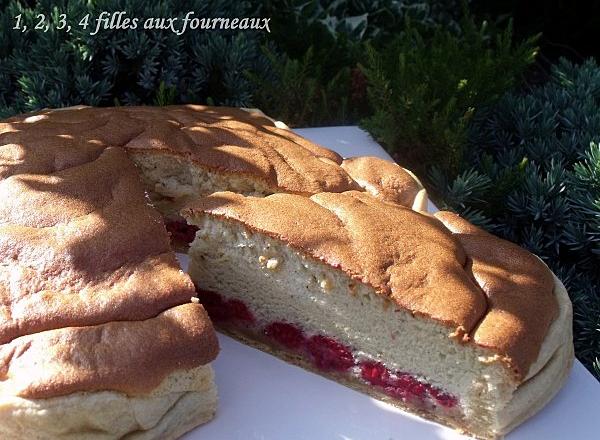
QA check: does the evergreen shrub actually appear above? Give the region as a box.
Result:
[360,12,538,177]
[0,0,270,117]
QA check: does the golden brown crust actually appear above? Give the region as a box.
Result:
[433,211,558,378]
[0,115,219,399]
[3,105,360,196]
[341,156,422,207]
[0,303,218,399]
[184,191,558,380]
[0,148,195,344]
[124,106,360,194]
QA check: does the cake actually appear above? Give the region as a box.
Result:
[182,190,573,440]
[0,142,219,438]
[0,105,573,439]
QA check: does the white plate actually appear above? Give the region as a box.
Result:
[181,127,600,439]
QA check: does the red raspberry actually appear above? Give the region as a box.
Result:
[307,335,354,372]
[165,220,198,244]
[264,322,306,350]
[360,362,390,386]
[197,290,230,321]
[429,387,458,408]
[395,374,427,396]
[384,386,409,401]
[408,382,427,398]
[196,290,255,324]
[361,363,429,401]
[227,299,255,323]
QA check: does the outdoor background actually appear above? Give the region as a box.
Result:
[1,0,599,382]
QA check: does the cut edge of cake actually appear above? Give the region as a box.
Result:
[129,151,427,212]
[129,147,427,252]
[181,191,573,440]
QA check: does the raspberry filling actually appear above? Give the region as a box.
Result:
[165,219,198,244]
[197,290,457,409]
[360,361,457,407]
[264,322,306,350]
[262,322,354,372]
[197,290,255,323]
[307,335,355,372]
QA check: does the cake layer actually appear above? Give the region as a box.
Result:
[0,108,221,440]
[183,191,572,438]
[185,215,509,433]
[2,105,360,196]
[212,317,572,440]
[198,289,461,410]
[0,364,217,440]
[0,303,218,399]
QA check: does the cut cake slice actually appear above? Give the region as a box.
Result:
[182,190,573,440]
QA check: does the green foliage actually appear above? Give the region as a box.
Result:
[360,12,538,177]
[433,59,600,379]
[258,0,465,55]
[250,0,464,126]
[247,46,360,126]
[0,0,269,117]
[154,81,177,106]
[0,0,466,124]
